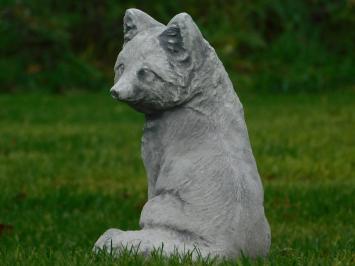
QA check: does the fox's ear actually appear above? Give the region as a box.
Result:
[123,9,163,44]
[159,13,206,69]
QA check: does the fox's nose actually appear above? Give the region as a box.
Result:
[110,88,119,100]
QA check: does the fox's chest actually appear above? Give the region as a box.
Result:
[141,110,211,187]
[141,128,165,186]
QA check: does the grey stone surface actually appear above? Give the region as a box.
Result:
[94,8,271,259]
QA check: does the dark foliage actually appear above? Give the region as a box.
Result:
[1,0,354,92]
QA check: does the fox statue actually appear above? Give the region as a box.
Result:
[94,8,271,259]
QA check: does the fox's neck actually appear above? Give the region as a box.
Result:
[143,105,211,151]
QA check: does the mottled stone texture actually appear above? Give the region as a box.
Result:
[94,8,271,259]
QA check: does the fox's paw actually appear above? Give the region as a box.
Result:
[93,229,154,255]
[93,228,123,252]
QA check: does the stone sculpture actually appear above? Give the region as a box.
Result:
[94,8,271,259]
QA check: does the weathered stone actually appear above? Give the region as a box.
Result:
[94,8,271,259]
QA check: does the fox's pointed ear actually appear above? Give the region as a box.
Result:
[123,9,163,44]
[159,13,206,69]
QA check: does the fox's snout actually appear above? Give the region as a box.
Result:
[110,81,133,101]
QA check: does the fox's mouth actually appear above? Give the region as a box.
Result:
[109,89,150,112]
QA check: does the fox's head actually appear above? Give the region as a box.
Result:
[110,9,208,114]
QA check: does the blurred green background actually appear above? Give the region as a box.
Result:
[0,1,354,265]
[1,0,354,93]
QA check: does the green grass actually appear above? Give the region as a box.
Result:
[0,90,354,265]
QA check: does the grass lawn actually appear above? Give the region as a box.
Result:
[0,90,354,265]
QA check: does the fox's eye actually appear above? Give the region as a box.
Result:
[114,64,124,82]
[137,67,156,83]
[116,64,124,75]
